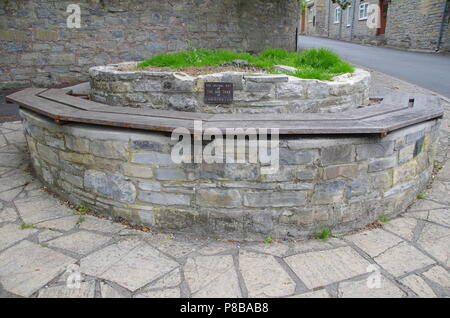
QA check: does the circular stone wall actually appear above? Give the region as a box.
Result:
[21,108,440,240]
[89,63,371,114]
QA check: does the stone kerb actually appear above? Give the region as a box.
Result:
[20,105,440,240]
[89,63,371,114]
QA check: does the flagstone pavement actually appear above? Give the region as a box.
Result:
[0,72,449,298]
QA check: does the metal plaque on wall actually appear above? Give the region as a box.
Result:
[204,82,233,104]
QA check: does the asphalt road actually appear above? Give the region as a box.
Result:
[299,36,450,98]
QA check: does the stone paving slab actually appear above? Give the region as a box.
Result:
[0,241,75,297]
[239,250,296,297]
[285,246,371,289]
[184,255,242,298]
[80,239,179,292]
[0,71,449,298]
[374,242,435,277]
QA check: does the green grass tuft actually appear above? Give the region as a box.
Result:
[416,192,428,200]
[263,236,273,244]
[137,48,354,80]
[72,204,87,215]
[313,227,333,241]
[76,217,86,224]
[20,223,34,230]
[379,216,391,223]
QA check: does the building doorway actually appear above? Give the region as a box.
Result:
[377,0,389,35]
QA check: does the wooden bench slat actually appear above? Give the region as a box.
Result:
[6,87,443,136]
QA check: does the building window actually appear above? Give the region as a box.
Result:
[334,7,341,24]
[359,2,369,20]
[347,5,352,26]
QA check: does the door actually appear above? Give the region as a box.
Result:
[377,0,389,35]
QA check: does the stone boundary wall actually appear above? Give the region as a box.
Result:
[0,0,299,90]
[20,108,440,240]
[90,64,371,114]
[385,0,449,52]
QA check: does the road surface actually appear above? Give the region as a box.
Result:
[299,36,450,98]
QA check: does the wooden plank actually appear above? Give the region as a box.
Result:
[5,88,443,136]
[40,89,213,121]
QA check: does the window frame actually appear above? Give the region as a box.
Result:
[359,2,369,20]
[334,6,342,24]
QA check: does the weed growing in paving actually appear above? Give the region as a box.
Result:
[416,191,428,200]
[379,216,391,223]
[76,217,86,224]
[313,227,333,241]
[263,237,273,244]
[20,223,34,230]
[138,48,354,81]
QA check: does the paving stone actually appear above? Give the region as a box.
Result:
[79,215,124,233]
[80,239,179,292]
[346,229,404,257]
[184,255,242,298]
[374,242,435,277]
[144,234,202,259]
[14,195,72,224]
[239,250,295,297]
[35,216,80,231]
[408,199,447,212]
[384,217,417,241]
[0,207,18,223]
[47,231,111,255]
[147,268,182,289]
[290,289,330,298]
[422,266,450,288]
[288,238,347,254]
[285,246,371,289]
[135,288,180,298]
[37,230,63,243]
[197,242,236,256]
[243,242,290,257]
[4,131,26,144]
[100,282,128,298]
[338,276,405,298]
[427,209,450,227]
[401,274,436,298]
[0,153,26,168]
[0,223,37,251]
[0,187,23,201]
[38,281,95,298]
[0,172,31,193]
[428,181,450,205]
[0,241,75,297]
[417,223,450,267]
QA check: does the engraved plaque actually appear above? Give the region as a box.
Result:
[204,82,233,104]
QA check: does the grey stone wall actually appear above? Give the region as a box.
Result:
[386,0,449,52]
[307,0,450,52]
[89,64,370,114]
[0,0,299,90]
[20,107,440,240]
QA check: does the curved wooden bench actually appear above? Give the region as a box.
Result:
[6,86,444,136]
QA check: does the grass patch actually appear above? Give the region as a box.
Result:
[416,192,428,200]
[263,236,273,244]
[72,204,87,215]
[313,227,333,241]
[20,223,34,230]
[379,216,391,223]
[76,217,86,225]
[137,48,354,81]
